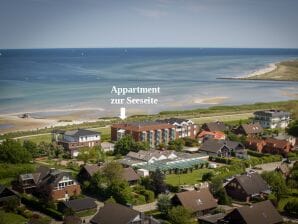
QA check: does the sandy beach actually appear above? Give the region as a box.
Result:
[193,96,229,104]
[239,63,277,79]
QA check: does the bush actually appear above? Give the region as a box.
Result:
[0,163,35,179]
[284,199,298,216]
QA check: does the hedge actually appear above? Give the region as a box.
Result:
[21,196,63,220]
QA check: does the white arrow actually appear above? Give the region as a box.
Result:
[119,107,126,120]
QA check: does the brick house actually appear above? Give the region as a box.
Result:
[17,166,81,201]
[234,123,263,136]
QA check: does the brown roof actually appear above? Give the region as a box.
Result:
[232,173,270,195]
[240,123,263,135]
[203,122,227,132]
[265,138,289,149]
[83,164,102,177]
[122,167,139,182]
[111,122,174,132]
[226,200,283,224]
[90,203,140,224]
[175,189,217,213]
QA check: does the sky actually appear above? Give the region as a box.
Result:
[0,0,298,49]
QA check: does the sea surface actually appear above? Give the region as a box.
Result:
[0,48,298,119]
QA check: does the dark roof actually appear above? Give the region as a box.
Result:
[254,110,290,118]
[239,123,263,135]
[203,122,227,132]
[63,197,97,212]
[122,168,140,182]
[226,200,283,224]
[0,185,18,202]
[199,139,244,154]
[90,203,140,224]
[64,129,100,137]
[82,164,102,177]
[198,213,225,224]
[232,172,270,195]
[175,189,217,213]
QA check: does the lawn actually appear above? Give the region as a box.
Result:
[0,210,27,224]
[16,133,52,144]
[165,168,211,186]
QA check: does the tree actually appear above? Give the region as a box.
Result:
[23,140,39,158]
[0,139,32,163]
[102,161,124,185]
[210,176,224,195]
[183,137,198,147]
[167,206,192,224]
[157,194,172,216]
[150,168,167,195]
[261,171,288,201]
[202,172,214,182]
[168,139,184,151]
[3,197,19,212]
[114,135,136,155]
[77,147,91,164]
[215,188,231,205]
[287,120,298,137]
[106,180,133,205]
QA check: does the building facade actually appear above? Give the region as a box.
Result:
[254,110,291,129]
[52,129,101,157]
[111,122,176,148]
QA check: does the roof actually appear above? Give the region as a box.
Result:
[239,123,263,135]
[122,167,139,182]
[254,110,290,118]
[157,118,192,125]
[198,131,225,139]
[63,197,97,212]
[199,139,244,154]
[82,164,102,177]
[90,203,140,224]
[230,200,283,224]
[63,215,82,224]
[232,172,269,195]
[126,150,176,162]
[203,121,227,132]
[111,121,175,132]
[198,213,225,224]
[175,189,217,212]
[64,129,100,137]
[265,138,290,149]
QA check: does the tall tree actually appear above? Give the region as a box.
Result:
[102,161,124,185]
[157,194,172,216]
[262,171,288,201]
[150,168,167,195]
[0,139,32,163]
[167,206,192,224]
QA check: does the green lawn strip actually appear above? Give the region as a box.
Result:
[165,168,211,186]
[16,134,52,144]
[0,210,27,224]
[76,208,97,217]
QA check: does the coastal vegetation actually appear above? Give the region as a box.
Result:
[244,59,298,81]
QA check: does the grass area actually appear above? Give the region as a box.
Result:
[245,59,298,81]
[0,210,27,224]
[0,177,14,187]
[16,133,52,144]
[76,208,97,217]
[165,168,211,186]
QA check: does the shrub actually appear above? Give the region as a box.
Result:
[284,199,298,216]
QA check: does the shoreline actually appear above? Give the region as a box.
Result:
[217,59,298,82]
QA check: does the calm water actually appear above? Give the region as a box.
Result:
[0,48,297,117]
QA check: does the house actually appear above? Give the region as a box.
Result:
[0,185,19,207]
[60,197,97,213]
[17,166,81,201]
[78,164,139,185]
[52,129,101,157]
[199,139,246,158]
[90,203,160,224]
[245,138,265,153]
[122,167,140,185]
[172,189,217,216]
[254,110,291,129]
[273,133,296,148]
[263,138,293,156]
[78,164,102,180]
[198,213,225,224]
[101,142,115,153]
[222,200,283,224]
[201,121,227,132]
[234,123,263,136]
[197,131,226,143]
[156,118,197,138]
[224,172,270,202]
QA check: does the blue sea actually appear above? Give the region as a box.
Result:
[0,48,297,119]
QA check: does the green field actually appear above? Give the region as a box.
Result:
[165,168,211,186]
[0,210,27,224]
